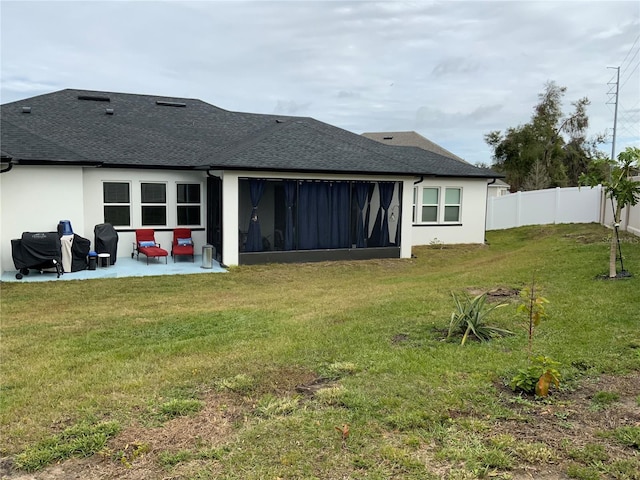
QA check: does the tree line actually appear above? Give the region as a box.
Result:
[484,81,608,192]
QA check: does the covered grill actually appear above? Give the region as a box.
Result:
[11,232,63,279]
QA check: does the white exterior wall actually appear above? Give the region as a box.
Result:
[411,177,488,245]
[0,166,85,274]
[1,165,208,273]
[82,168,208,258]
[2,164,491,272]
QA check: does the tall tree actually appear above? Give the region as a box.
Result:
[485,81,595,191]
[580,147,640,278]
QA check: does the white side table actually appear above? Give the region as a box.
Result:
[97,253,111,268]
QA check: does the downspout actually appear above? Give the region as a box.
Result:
[1,161,14,174]
[485,178,497,243]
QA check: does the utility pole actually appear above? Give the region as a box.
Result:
[606,66,624,273]
[607,66,620,161]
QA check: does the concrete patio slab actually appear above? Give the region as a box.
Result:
[1,255,226,283]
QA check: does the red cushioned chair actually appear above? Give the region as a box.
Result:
[171,228,194,262]
[132,229,168,264]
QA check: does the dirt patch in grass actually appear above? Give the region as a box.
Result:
[4,372,639,479]
[495,371,640,479]
[295,376,336,397]
[1,391,247,480]
[391,333,411,345]
[466,286,521,302]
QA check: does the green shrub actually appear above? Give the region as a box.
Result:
[510,356,561,396]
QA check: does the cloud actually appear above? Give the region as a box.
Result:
[274,100,312,115]
[431,57,481,77]
[1,0,638,165]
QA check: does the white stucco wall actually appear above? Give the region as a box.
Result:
[2,164,489,272]
[0,166,85,274]
[1,165,208,273]
[411,177,488,245]
[82,168,208,258]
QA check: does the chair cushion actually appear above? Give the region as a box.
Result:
[139,240,156,247]
[177,238,193,246]
[139,246,168,257]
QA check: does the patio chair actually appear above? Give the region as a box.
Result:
[132,229,168,264]
[171,228,195,262]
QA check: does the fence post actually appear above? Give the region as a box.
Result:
[516,191,522,227]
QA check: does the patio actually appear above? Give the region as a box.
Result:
[1,255,227,283]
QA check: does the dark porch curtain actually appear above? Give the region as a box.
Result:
[378,182,395,247]
[245,179,266,252]
[298,181,350,250]
[329,182,350,248]
[284,180,296,251]
[354,183,369,248]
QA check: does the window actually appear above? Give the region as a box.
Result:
[421,188,439,222]
[444,188,461,222]
[103,182,130,226]
[141,183,166,226]
[413,186,462,224]
[177,183,201,225]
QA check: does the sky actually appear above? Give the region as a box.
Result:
[1,0,639,166]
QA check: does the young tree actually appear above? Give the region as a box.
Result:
[580,146,640,278]
[485,81,596,191]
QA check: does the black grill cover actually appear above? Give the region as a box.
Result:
[71,234,91,272]
[94,223,119,265]
[11,232,62,270]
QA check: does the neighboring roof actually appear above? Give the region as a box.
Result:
[1,89,501,179]
[362,131,467,164]
[489,179,510,188]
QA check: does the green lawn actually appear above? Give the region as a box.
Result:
[1,224,639,479]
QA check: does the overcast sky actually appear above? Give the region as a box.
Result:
[1,0,639,165]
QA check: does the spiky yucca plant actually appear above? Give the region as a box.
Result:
[448,292,512,345]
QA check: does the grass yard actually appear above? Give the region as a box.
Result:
[1,224,639,480]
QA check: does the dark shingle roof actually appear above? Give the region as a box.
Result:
[1,89,501,178]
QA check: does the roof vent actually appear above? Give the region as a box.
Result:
[22,106,31,114]
[383,136,393,140]
[275,119,284,123]
[78,95,111,102]
[155,100,186,107]
[105,108,114,115]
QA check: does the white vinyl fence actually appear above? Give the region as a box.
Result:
[486,186,603,231]
[486,183,640,236]
[602,176,640,236]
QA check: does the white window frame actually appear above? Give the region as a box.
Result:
[443,187,462,223]
[413,186,463,224]
[140,182,168,227]
[176,182,203,226]
[102,181,132,227]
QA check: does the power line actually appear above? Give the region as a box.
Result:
[620,60,639,90]
[620,33,640,71]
